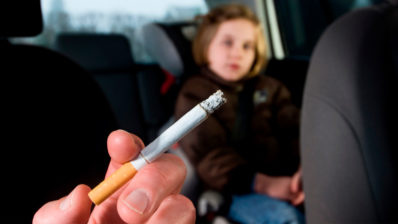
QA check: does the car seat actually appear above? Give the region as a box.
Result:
[300,0,398,223]
[1,1,118,222]
[54,33,147,141]
[140,22,236,224]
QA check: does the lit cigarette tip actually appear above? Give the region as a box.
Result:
[200,90,227,114]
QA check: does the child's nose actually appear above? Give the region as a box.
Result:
[230,45,243,58]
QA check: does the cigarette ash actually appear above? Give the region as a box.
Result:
[200,90,227,113]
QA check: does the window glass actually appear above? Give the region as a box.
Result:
[12,0,207,63]
[274,0,384,59]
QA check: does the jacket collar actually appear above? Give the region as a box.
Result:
[201,67,254,92]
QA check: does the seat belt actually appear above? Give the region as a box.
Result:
[231,76,258,149]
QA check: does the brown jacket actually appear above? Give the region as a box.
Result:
[175,68,300,194]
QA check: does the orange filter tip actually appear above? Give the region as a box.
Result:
[88,162,137,205]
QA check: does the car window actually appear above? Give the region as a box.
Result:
[11,0,207,63]
[274,0,384,59]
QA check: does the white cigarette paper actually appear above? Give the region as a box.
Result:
[89,90,227,205]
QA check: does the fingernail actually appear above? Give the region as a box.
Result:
[123,189,149,215]
[133,137,145,150]
[59,192,72,211]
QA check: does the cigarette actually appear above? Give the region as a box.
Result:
[88,90,227,205]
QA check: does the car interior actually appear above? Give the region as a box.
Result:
[54,33,147,139]
[1,0,397,223]
[1,1,118,223]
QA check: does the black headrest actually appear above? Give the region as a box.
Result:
[55,33,134,72]
[0,0,43,37]
[301,1,398,222]
[141,22,198,78]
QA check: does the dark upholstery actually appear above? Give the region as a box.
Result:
[301,1,398,223]
[1,2,117,223]
[55,33,147,140]
[265,57,309,108]
[55,34,135,72]
[135,64,173,141]
[0,1,43,37]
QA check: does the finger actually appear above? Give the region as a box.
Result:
[33,185,91,224]
[264,177,293,201]
[107,129,145,170]
[105,129,145,199]
[88,130,145,224]
[291,191,305,206]
[290,170,302,193]
[290,178,298,193]
[147,194,196,224]
[117,153,187,224]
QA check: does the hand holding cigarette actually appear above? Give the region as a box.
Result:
[33,130,196,224]
[89,90,227,205]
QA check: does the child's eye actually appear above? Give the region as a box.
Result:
[243,43,254,50]
[222,39,233,46]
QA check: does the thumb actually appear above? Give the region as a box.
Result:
[33,184,92,224]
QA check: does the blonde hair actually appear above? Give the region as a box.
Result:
[192,4,267,78]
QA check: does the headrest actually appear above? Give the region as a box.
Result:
[302,2,398,221]
[0,0,43,37]
[55,33,134,72]
[141,22,198,78]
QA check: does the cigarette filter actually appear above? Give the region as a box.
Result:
[89,90,227,205]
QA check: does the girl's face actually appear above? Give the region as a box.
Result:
[207,18,256,82]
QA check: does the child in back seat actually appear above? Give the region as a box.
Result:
[175,4,305,224]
